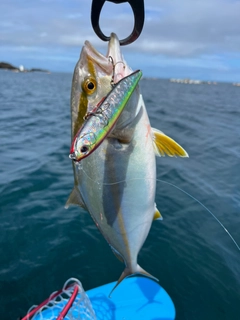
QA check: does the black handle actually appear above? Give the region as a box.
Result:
[91,0,145,45]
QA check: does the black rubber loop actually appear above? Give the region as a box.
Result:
[91,0,144,45]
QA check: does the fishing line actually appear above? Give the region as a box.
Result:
[156,178,240,251]
[76,163,240,251]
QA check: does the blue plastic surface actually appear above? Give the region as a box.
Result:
[32,277,175,319]
[87,277,176,320]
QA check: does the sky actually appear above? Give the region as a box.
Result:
[1,0,240,82]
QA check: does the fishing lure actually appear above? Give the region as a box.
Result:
[69,69,142,162]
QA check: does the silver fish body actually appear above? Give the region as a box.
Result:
[67,33,188,293]
[74,93,156,291]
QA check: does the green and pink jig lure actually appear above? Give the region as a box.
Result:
[69,70,142,162]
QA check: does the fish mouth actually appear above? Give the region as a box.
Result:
[84,33,132,82]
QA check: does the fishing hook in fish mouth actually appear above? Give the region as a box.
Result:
[91,0,145,45]
[108,56,115,86]
[108,56,126,86]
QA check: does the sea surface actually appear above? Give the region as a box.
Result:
[0,70,240,320]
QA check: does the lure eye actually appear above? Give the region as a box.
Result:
[82,77,97,95]
[80,145,89,154]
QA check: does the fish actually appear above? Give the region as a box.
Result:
[69,70,142,162]
[66,33,188,294]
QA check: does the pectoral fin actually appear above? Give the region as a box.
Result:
[152,128,189,157]
[65,186,86,209]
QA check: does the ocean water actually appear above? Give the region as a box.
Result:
[0,70,240,320]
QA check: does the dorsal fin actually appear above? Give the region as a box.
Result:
[152,128,189,157]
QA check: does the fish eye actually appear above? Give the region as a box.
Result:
[87,82,94,90]
[82,77,97,95]
[80,145,89,154]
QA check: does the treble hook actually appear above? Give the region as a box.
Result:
[91,0,145,46]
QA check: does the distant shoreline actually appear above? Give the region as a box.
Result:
[0,62,50,73]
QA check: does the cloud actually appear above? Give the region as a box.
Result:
[136,0,240,57]
[1,0,240,80]
[2,0,240,55]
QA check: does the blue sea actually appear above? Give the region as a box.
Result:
[0,70,240,320]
